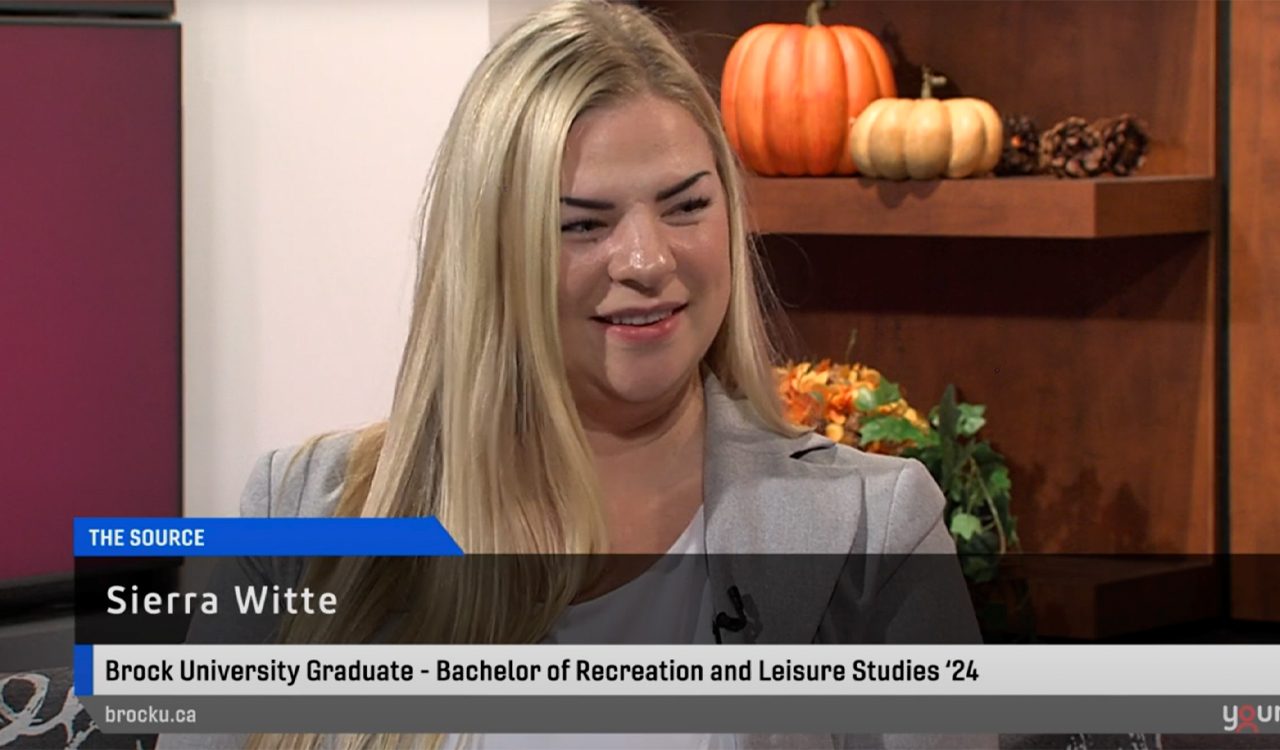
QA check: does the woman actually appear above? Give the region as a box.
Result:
[164,1,987,748]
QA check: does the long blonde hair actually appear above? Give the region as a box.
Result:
[253,1,791,747]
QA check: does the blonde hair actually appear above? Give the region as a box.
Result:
[252,1,792,747]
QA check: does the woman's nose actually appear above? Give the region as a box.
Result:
[607,209,676,289]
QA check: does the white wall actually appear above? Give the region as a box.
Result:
[489,0,552,41]
[179,0,492,516]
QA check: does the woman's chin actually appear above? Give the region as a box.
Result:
[597,366,698,406]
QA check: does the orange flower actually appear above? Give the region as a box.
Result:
[875,401,902,416]
[903,406,930,432]
[775,359,933,454]
[784,391,822,426]
[779,362,826,399]
[778,363,824,427]
[824,384,853,425]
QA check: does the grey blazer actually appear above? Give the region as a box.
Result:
[160,374,995,750]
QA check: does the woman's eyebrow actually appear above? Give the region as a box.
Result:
[561,195,614,210]
[560,170,712,210]
[654,170,710,201]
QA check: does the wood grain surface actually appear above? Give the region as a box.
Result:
[1228,0,1280,619]
[746,175,1214,238]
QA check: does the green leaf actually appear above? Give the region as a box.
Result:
[956,403,987,437]
[957,528,999,555]
[857,415,927,446]
[942,442,977,500]
[971,441,1003,465]
[937,385,960,441]
[903,447,942,480]
[891,383,1019,579]
[949,511,983,541]
[955,477,981,512]
[986,465,1011,495]
[854,380,903,412]
[963,555,1000,584]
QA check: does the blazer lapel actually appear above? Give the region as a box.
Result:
[700,374,864,646]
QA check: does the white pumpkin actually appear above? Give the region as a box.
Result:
[850,68,1002,180]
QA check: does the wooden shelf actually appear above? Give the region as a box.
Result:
[998,557,1220,640]
[746,174,1214,239]
[652,0,1225,567]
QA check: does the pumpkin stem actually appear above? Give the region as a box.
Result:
[920,65,948,99]
[805,0,833,27]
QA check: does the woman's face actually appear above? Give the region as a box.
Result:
[557,94,731,412]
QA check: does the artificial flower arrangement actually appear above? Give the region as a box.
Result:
[776,359,1019,583]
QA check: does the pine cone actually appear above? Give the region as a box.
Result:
[995,115,1041,175]
[1093,114,1150,176]
[1039,116,1105,178]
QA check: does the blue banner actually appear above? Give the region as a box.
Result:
[73,644,93,696]
[74,517,464,557]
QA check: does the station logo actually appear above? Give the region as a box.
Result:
[1223,703,1280,733]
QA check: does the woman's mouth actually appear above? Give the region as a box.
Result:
[596,305,684,326]
[591,304,687,340]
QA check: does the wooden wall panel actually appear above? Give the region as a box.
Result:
[1229,0,1280,618]
[763,234,1217,553]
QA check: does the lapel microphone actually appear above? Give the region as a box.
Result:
[711,584,748,644]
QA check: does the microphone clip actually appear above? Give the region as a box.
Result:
[711,584,748,644]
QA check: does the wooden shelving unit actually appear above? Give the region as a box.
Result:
[643,0,1236,635]
[747,175,1214,239]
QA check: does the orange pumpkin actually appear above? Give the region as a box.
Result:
[721,0,896,176]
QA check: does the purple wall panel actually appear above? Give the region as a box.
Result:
[0,22,181,584]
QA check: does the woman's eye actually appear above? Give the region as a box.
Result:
[560,219,606,235]
[668,196,711,217]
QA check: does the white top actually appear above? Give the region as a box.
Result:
[441,506,737,750]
